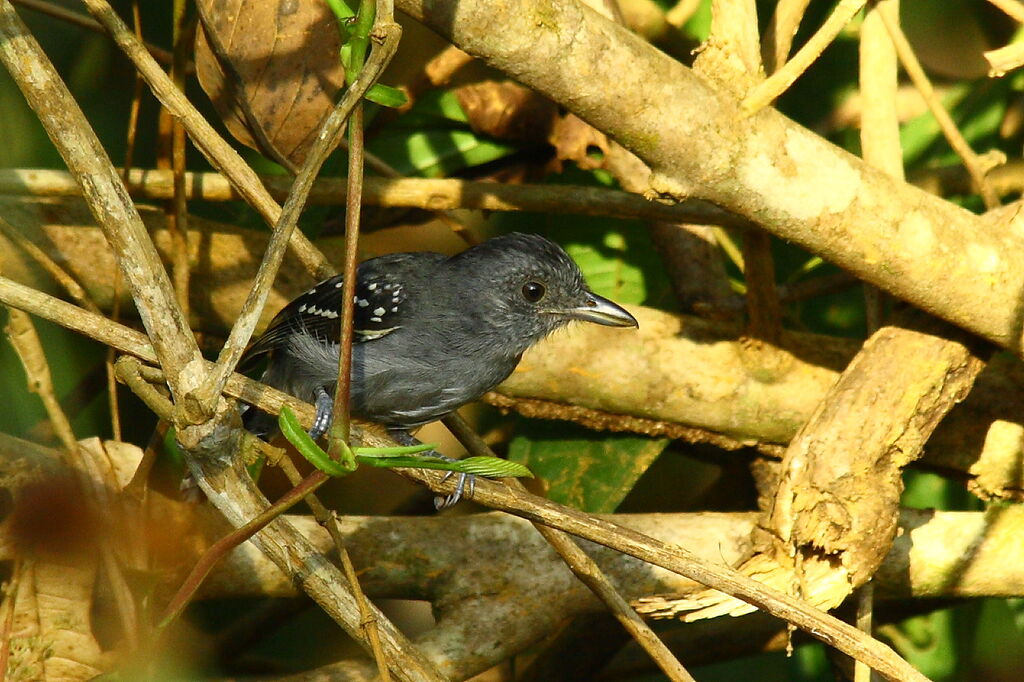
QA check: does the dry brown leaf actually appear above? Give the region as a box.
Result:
[548,113,611,172]
[4,560,112,682]
[454,80,557,142]
[194,0,345,169]
[0,439,149,680]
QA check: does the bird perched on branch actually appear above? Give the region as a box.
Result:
[240,232,637,503]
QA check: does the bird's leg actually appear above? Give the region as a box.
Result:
[389,429,474,509]
[309,385,334,440]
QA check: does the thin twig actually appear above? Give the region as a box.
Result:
[987,0,1024,24]
[392,463,927,682]
[271,454,392,682]
[0,217,102,314]
[713,225,745,271]
[166,0,192,315]
[324,2,398,671]
[0,0,203,397]
[156,469,330,631]
[0,275,316,429]
[9,0,174,65]
[743,0,868,113]
[855,582,876,682]
[761,0,812,72]
[331,105,366,449]
[442,414,696,682]
[742,230,782,344]
[0,167,750,229]
[121,0,145,181]
[984,40,1024,78]
[192,4,402,420]
[854,6,899,678]
[708,0,762,79]
[859,0,902,334]
[79,0,331,278]
[114,356,176,420]
[710,0,779,343]
[877,7,1001,209]
[665,0,703,28]
[328,0,387,450]
[0,274,958,681]
[108,0,145,442]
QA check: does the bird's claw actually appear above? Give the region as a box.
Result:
[434,470,476,510]
[389,429,475,509]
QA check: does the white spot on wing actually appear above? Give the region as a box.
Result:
[356,326,399,340]
[373,307,385,316]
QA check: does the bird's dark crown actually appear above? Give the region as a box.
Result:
[445,232,594,350]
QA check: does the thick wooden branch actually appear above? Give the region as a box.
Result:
[3,205,1023,499]
[669,312,988,621]
[0,2,202,398]
[397,0,1024,357]
[0,167,748,228]
[9,431,1024,678]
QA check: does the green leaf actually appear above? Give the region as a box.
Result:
[163,427,185,474]
[563,230,650,305]
[899,84,970,166]
[355,455,440,469]
[449,456,533,478]
[885,608,963,680]
[365,84,408,108]
[340,42,353,72]
[367,129,515,177]
[279,406,356,476]
[393,89,469,126]
[351,443,439,457]
[323,0,356,22]
[679,0,712,42]
[509,422,668,513]
[971,599,1024,680]
[900,80,1010,170]
[357,453,532,478]
[277,407,528,479]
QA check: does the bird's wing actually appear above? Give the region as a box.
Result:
[240,253,443,369]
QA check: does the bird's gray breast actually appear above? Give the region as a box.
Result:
[350,329,520,427]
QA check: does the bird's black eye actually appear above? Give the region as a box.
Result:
[521,281,546,303]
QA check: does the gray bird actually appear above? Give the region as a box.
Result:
[240,232,638,503]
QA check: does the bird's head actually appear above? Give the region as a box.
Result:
[448,232,638,354]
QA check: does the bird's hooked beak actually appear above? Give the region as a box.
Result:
[557,292,638,328]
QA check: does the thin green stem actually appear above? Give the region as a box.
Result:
[327,0,374,456]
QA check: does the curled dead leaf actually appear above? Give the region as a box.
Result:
[548,113,611,172]
[454,80,557,142]
[194,0,345,169]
